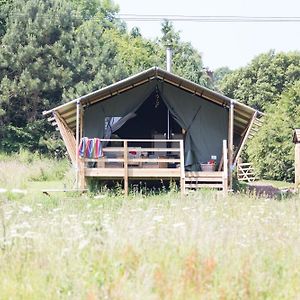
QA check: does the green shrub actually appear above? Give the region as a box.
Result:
[247,81,300,181]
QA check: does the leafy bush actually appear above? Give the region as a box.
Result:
[247,81,300,181]
[219,51,300,111]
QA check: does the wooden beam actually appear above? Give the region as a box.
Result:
[78,158,86,189]
[233,111,258,167]
[53,112,76,165]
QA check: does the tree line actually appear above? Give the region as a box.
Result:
[0,0,210,153]
[217,51,300,182]
[0,0,300,181]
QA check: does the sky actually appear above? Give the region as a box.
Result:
[115,0,300,70]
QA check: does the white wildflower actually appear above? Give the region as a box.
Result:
[79,239,89,250]
[83,220,96,225]
[94,195,105,199]
[153,215,164,222]
[68,214,77,218]
[20,206,32,213]
[14,221,31,229]
[0,188,7,193]
[182,207,191,211]
[23,231,36,239]
[173,222,185,228]
[11,189,27,194]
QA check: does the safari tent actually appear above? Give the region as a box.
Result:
[43,67,263,194]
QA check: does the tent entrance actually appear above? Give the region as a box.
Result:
[114,91,182,147]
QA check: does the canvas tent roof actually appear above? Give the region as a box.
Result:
[44,67,263,138]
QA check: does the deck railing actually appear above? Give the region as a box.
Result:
[78,138,230,195]
[81,139,185,195]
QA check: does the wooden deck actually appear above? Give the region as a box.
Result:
[78,139,229,195]
[85,167,181,178]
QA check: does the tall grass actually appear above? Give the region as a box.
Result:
[1,153,300,299]
[1,190,300,299]
[0,150,72,189]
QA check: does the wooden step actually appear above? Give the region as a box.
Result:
[184,171,225,191]
[185,183,224,189]
[185,171,223,178]
[185,177,223,183]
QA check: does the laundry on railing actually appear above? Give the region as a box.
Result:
[78,137,103,158]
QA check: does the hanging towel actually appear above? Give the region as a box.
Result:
[94,138,103,158]
[86,138,94,158]
[78,137,88,157]
[78,137,103,158]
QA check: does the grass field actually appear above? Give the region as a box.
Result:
[1,153,300,299]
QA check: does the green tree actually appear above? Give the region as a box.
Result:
[160,20,210,86]
[0,0,84,152]
[0,0,13,38]
[219,51,300,111]
[213,66,231,90]
[0,2,211,154]
[130,26,142,38]
[247,81,300,181]
[0,0,124,153]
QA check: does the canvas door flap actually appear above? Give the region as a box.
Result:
[158,82,228,168]
[83,80,157,138]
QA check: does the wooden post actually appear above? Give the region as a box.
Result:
[228,100,234,190]
[295,143,300,190]
[179,140,185,197]
[124,140,129,196]
[78,157,86,189]
[223,140,228,194]
[75,100,80,190]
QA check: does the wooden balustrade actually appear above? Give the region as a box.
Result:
[80,139,185,196]
[78,138,229,195]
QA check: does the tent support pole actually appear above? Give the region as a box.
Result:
[167,110,170,139]
[179,140,185,197]
[223,140,228,194]
[80,104,83,140]
[228,100,234,190]
[124,141,129,196]
[166,47,172,140]
[75,100,80,190]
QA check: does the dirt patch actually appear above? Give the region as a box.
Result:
[246,183,293,198]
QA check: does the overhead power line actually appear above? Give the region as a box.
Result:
[116,14,300,23]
